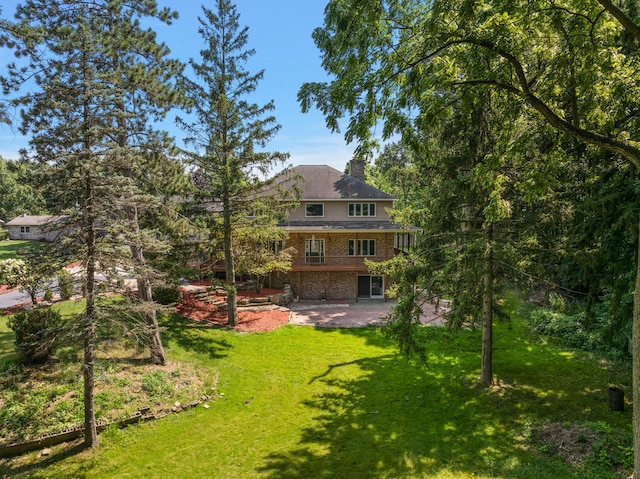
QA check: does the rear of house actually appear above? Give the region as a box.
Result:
[270,161,419,301]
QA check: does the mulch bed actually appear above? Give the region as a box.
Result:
[176,290,290,333]
[0,281,291,332]
[1,303,30,316]
[0,285,15,295]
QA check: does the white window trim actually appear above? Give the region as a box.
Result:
[305,238,325,263]
[305,203,325,217]
[348,202,377,217]
[348,239,376,256]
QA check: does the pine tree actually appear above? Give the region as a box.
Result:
[2,0,183,447]
[177,0,288,327]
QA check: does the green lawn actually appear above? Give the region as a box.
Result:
[0,311,13,362]
[0,240,42,261]
[0,307,633,478]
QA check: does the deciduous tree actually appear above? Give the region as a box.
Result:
[300,0,640,472]
[0,247,57,306]
[235,221,295,294]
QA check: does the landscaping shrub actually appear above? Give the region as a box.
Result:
[141,370,174,397]
[152,286,183,305]
[528,296,632,359]
[7,307,64,365]
[58,269,74,300]
[43,288,53,301]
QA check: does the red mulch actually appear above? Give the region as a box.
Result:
[176,291,290,332]
[0,279,290,331]
[0,284,14,294]
[1,303,30,316]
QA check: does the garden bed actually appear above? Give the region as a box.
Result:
[176,291,290,332]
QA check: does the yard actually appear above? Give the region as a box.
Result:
[0,240,41,262]
[0,300,633,479]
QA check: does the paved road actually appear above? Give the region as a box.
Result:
[0,288,33,309]
[0,277,64,310]
[0,263,125,311]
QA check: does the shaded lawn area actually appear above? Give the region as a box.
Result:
[0,311,14,362]
[0,313,632,479]
[0,240,42,262]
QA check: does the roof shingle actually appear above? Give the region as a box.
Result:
[282,165,395,200]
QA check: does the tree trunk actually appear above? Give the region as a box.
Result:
[479,223,494,386]
[29,289,37,306]
[109,33,166,365]
[83,177,98,449]
[132,242,166,366]
[129,214,166,365]
[224,208,238,327]
[633,215,640,478]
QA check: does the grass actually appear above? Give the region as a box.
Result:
[0,298,206,447]
[0,240,42,261]
[0,302,633,478]
[0,312,14,361]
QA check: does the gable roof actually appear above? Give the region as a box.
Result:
[5,215,69,227]
[283,165,395,201]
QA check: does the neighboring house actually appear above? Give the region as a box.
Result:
[5,214,70,242]
[268,159,420,301]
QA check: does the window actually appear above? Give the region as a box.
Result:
[394,232,417,251]
[348,203,376,217]
[20,226,30,233]
[305,203,324,217]
[270,240,284,254]
[348,239,376,256]
[305,239,325,263]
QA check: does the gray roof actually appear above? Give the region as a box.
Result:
[5,215,69,226]
[280,221,421,233]
[281,165,395,200]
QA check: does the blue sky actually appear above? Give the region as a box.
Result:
[0,0,355,172]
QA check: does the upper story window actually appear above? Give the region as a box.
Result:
[348,203,376,217]
[348,239,376,256]
[305,203,324,217]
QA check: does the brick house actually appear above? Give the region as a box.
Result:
[270,160,419,301]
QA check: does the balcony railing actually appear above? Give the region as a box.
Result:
[200,253,393,272]
[291,254,386,269]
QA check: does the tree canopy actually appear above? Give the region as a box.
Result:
[1,0,184,447]
[300,0,640,473]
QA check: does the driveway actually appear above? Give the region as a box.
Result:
[289,300,446,328]
[0,287,33,310]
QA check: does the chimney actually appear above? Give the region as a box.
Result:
[349,158,366,182]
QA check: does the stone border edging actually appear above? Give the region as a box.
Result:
[0,396,211,458]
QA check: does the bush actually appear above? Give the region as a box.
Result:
[43,288,53,301]
[141,371,174,397]
[7,307,64,365]
[58,269,74,300]
[152,286,183,305]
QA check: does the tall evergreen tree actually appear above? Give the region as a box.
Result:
[2,0,183,447]
[177,0,288,327]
